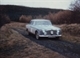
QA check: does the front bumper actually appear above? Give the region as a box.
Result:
[39,35,62,38]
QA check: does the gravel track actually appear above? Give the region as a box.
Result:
[13,28,80,58]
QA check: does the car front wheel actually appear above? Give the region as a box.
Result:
[35,32,40,39]
[55,37,60,40]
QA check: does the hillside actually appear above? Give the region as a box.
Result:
[0,5,63,21]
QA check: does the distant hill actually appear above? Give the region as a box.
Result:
[0,5,63,21]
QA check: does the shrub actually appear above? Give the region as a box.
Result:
[51,10,72,24]
[19,15,32,23]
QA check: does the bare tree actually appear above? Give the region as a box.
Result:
[70,0,80,23]
[70,0,80,13]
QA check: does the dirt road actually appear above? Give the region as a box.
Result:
[13,28,80,58]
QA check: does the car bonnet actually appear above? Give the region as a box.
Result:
[34,25,60,30]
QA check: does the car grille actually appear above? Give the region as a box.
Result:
[46,30,57,35]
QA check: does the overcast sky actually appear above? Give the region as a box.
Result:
[0,0,74,9]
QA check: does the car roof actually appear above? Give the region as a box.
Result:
[31,19,50,21]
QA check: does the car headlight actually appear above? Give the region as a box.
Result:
[39,30,46,35]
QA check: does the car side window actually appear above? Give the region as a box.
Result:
[30,21,34,25]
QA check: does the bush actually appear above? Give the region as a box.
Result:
[19,15,32,23]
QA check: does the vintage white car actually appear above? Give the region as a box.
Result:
[26,19,61,39]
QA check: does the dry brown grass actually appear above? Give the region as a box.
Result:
[7,22,26,30]
[56,24,80,44]
[0,24,12,48]
[60,24,80,36]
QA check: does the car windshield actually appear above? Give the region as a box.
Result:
[34,20,52,25]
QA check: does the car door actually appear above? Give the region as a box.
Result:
[28,21,35,34]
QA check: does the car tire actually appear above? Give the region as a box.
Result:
[26,29,29,35]
[55,37,60,40]
[35,32,40,39]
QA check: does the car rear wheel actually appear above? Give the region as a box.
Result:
[35,32,40,39]
[26,29,29,35]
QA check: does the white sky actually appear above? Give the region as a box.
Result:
[0,0,74,9]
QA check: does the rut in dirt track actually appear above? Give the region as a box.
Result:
[13,28,80,58]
